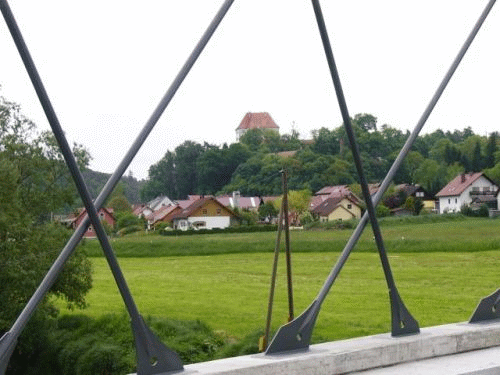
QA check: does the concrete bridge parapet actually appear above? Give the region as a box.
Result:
[137,320,500,375]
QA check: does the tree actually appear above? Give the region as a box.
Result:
[485,132,497,169]
[272,189,312,218]
[141,150,177,201]
[311,127,339,155]
[174,141,204,198]
[353,113,377,132]
[258,201,278,221]
[471,140,483,172]
[0,94,92,372]
[108,183,132,213]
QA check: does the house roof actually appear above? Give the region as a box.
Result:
[436,172,492,197]
[309,194,329,210]
[132,204,147,216]
[175,195,204,209]
[217,196,261,210]
[172,197,236,220]
[147,195,173,211]
[315,185,351,196]
[75,207,115,222]
[311,185,362,210]
[148,204,180,224]
[311,196,358,217]
[236,112,279,131]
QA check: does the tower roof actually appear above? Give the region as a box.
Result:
[236,112,279,131]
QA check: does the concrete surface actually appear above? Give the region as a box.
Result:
[130,320,500,375]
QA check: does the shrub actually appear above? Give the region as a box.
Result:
[117,225,143,237]
[159,225,278,236]
[42,313,230,374]
[116,213,143,231]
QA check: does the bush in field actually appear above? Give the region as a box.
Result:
[461,203,489,218]
[160,225,278,236]
[376,204,390,217]
[44,314,227,374]
[117,225,143,237]
[116,212,143,231]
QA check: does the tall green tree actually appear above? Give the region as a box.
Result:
[0,94,92,373]
[485,132,497,169]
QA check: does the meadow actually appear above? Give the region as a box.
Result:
[64,216,500,343]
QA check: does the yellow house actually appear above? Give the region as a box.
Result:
[311,196,362,222]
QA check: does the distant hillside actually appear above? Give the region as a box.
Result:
[82,169,145,204]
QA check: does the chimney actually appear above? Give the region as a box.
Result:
[232,191,240,209]
[461,173,466,183]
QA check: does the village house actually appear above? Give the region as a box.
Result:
[235,112,279,140]
[384,183,435,213]
[171,197,239,231]
[72,207,116,238]
[435,172,498,214]
[311,195,362,222]
[310,185,361,211]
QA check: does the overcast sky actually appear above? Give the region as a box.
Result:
[1,1,498,180]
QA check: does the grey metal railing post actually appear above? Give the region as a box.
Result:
[266,0,496,354]
[0,0,234,373]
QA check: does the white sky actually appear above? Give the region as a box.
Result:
[1,1,498,180]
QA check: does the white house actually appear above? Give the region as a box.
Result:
[435,172,498,214]
[171,197,239,231]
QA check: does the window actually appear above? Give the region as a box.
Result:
[202,209,208,215]
[455,198,458,204]
[416,191,424,197]
[347,204,352,209]
[216,208,222,215]
[448,199,451,204]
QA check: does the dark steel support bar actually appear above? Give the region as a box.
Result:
[261,195,285,351]
[0,0,234,373]
[266,0,496,354]
[311,0,419,338]
[282,169,295,322]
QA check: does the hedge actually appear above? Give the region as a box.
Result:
[160,225,278,236]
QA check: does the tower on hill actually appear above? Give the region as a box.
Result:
[236,112,279,141]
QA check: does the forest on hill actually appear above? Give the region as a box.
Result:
[140,113,500,201]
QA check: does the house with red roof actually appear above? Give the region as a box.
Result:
[311,195,362,222]
[146,204,182,229]
[236,112,279,140]
[435,172,498,214]
[171,197,239,231]
[72,207,116,238]
[310,185,361,211]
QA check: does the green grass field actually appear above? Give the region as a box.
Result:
[82,216,500,257]
[61,216,500,342]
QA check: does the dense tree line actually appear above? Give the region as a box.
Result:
[142,113,500,199]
